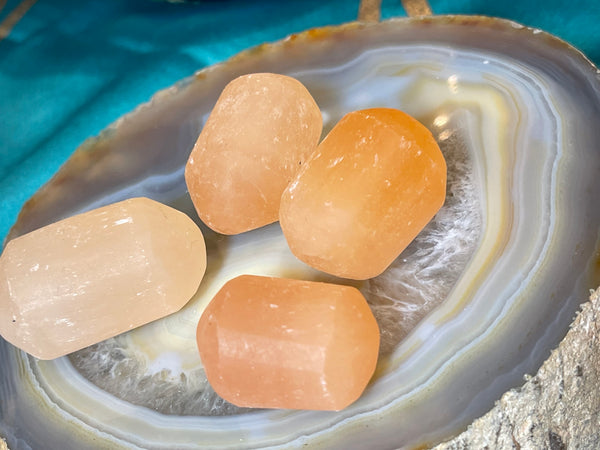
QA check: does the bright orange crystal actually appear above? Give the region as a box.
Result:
[0,198,206,360]
[185,73,322,235]
[280,108,447,280]
[196,275,380,411]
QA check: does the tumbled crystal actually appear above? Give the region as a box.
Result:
[280,108,447,280]
[0,197,206,360]
[185,73,322,235]
[196,275,380,411]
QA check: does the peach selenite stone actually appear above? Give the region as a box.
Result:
[196,275,380,411]
[280,108,447,280]
[185,73,322,235]
[0,197,206,360]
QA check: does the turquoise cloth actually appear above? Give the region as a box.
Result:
[1,0,599,244]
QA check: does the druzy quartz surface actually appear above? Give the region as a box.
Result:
[197,275,379,411]
[1,16,599,450]
[0,198,206,360]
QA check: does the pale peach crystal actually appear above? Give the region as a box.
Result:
[280,108,447,280]
[0,197,206,360]
[185,73,322,235]
[197,275,380,411]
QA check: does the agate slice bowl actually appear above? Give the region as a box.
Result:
[1,15,600,450]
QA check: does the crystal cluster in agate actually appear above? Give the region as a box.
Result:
[0,197,206,360]
[280,108,447,280]
[197,275,380,411]
[185,73,322,235]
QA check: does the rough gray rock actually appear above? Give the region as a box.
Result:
[434,287,600,450]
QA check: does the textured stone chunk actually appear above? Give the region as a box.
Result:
[185,73,322,235]
[280,108,447,279]
[196,275,379,410]
[0,197,206,360]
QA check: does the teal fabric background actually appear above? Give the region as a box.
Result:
[0,0,599,244]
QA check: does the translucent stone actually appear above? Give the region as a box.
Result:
[280,108,447,280]
[185,73,322,235]
[196,275,380,411]
[0,197,206,360]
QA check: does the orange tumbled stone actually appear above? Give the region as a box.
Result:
[280,108,447,280]
[185,73,322,235]
[0,197,206,360]
[196,275,380,411]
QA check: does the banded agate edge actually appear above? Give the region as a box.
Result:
[1,16,599,450]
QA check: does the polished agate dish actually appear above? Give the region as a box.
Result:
[1,16,599,449]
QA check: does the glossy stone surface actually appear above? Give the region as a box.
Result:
[185,73,322,235]
[0,197,206,360]
[280,108,447,279]
[197,275,380,410]
[1,16,599,450]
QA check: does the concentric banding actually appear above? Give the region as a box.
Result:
[1,16,599,450]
